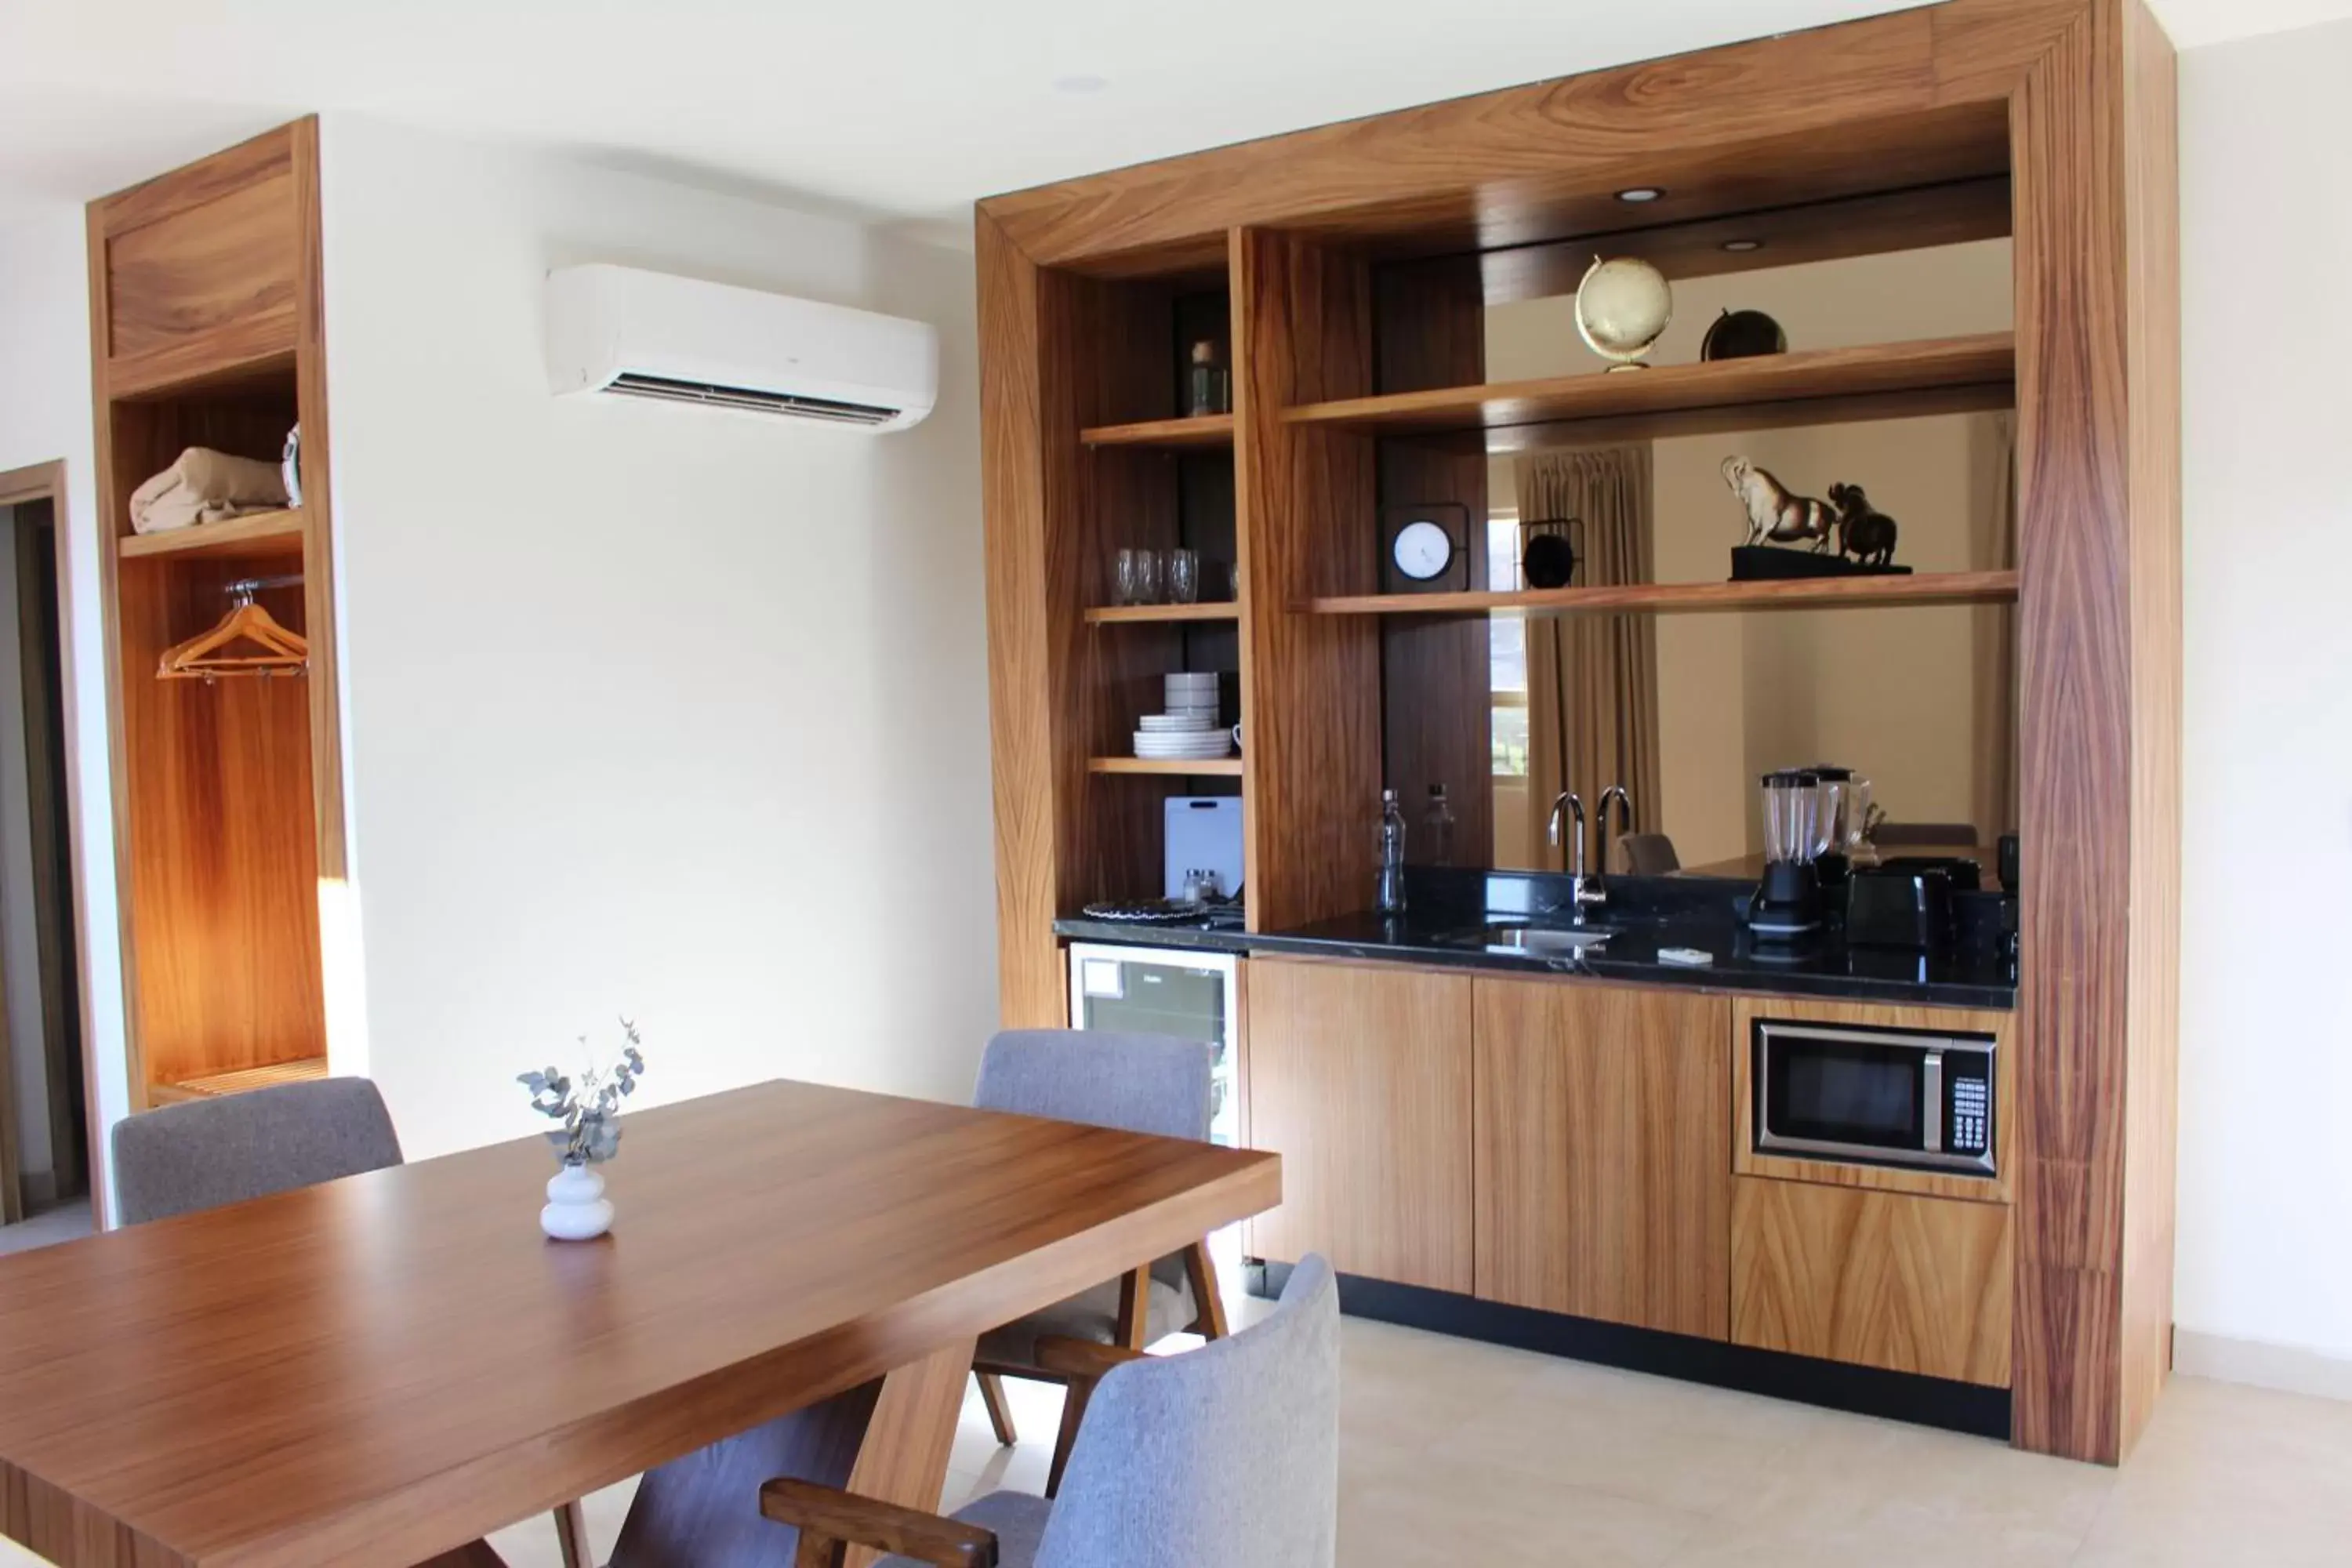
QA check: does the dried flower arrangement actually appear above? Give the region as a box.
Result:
[518,1018,648,1167]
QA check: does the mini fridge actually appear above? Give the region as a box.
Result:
[1066,942,1240,1149]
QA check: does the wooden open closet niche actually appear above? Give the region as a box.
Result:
[88,118,348,1109]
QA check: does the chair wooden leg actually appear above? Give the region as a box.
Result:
[1112,1265,1152,1349]
[975,1370,1018,1446]
[553,1499,593,1568]
[1045,1378,1090,1501]
[1182,1240,1229,1340]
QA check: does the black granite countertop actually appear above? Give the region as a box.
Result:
[1053,869,2017,1011]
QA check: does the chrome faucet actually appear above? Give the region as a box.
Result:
[1546,790,1604,922]
[1589,785,1635,914]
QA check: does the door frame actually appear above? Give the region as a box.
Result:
[0,460,107,1227]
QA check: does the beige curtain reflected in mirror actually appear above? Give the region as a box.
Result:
[1969,412,2020,848]
[1515,445,1661,873]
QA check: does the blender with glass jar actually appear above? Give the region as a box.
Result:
[1747,768,1831,939]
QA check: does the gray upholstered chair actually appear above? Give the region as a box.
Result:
[967,1029,1226,1492]
[111,1077,404,1225]
[110,1078,597,1568]
[1616,832,1681,875]
[763,1254,1341,1568]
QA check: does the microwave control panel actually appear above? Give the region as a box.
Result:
[1949,1074,1991,1157]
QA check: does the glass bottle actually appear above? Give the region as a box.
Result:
[1422,784,1457,866]
[1376,788,1409,914]
[1186,340,1230,417]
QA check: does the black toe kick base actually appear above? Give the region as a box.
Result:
[1250,1260,2011,1442]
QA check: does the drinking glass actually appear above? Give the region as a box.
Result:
[1115,548,1147,606]
[1133,548,1166,604]
[1167,549,1201,604]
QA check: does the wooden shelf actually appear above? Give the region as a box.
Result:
[1080,413,1235,449]
[1083,602,1241,625]
[1089,755,1243,776]
[148,1055,328,1106]
[1306,571,2019,617]
[1281,334,2015,448]
[118,508,305,562]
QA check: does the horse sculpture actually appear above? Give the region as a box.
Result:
[1722,457,1837,551]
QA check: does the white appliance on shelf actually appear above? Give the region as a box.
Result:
[1069,943,1240,1149]
[544,263,938,431]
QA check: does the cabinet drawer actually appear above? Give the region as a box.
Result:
[1730,1177,2013,1387]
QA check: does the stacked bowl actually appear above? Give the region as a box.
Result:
[1134,673,1232,762]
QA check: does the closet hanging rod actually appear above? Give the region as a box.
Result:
[225,573,305,600]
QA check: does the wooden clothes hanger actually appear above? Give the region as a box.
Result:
[158,576,309,682]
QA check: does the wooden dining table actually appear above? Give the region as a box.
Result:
[0,1079,1279,1568]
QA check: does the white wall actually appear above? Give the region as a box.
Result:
[2172,18,2352,1377]
[0,209,128,1215]
[318,118,996,1160]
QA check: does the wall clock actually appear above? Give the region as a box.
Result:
[1379,503,1472,593]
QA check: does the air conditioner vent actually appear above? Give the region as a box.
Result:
[604,372,902,426]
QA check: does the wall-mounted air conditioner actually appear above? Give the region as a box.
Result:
[545,263,937,432]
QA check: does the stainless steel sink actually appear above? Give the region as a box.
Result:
[1454,922,1617,956]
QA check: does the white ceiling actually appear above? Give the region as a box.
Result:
[0,0,2343,238]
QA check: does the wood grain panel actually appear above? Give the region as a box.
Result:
[93,124,294,239]
[1732,1177,2013,1388]
[105,172,296,367]
[1731,996,2017,1204]
[976,211,1069,1027]
[1246,956,1472,1291]
[2118,0,2182,1450]
[0,1080,1280,1568]
[980,9,2041,271]
[1233,229,1383,932]
[114,558,324,1088]
[292,118,350,887]
[2008,2,2147,1465]
[1474,978,1730,1339]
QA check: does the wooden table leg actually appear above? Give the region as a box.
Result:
[840,1338,978,1568]
[608,1336,978,1568]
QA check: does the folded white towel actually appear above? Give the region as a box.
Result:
[129,446,289,535]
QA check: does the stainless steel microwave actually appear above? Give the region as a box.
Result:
[1752,1018,1996,1178]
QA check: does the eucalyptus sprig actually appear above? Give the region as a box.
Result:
[518,1018,648,1166]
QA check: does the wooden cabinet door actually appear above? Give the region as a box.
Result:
[1246,957,1473,1292]
[1472,978,1731,1339]
[1731,1177,2013,1387]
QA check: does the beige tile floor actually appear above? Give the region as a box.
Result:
[477,1309,2352,1568]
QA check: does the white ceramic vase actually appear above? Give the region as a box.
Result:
[541,1161,614,1241]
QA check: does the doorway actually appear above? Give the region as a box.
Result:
[0,461,94,1250]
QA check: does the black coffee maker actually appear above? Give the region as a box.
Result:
[1747,768,1828,939]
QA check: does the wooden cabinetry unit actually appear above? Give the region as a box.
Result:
[983,0,2182,1461]
[1731,1177,2013,1388]
[1244,957,1472,1292]
[88,120,346,1111]
[1473,978,1730,1340]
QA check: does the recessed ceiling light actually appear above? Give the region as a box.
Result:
[1054,74,1110,94]
[1722,238,1764,253]
[1615,187,1665,203]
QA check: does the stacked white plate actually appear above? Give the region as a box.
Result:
[1134,711,1232,760]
